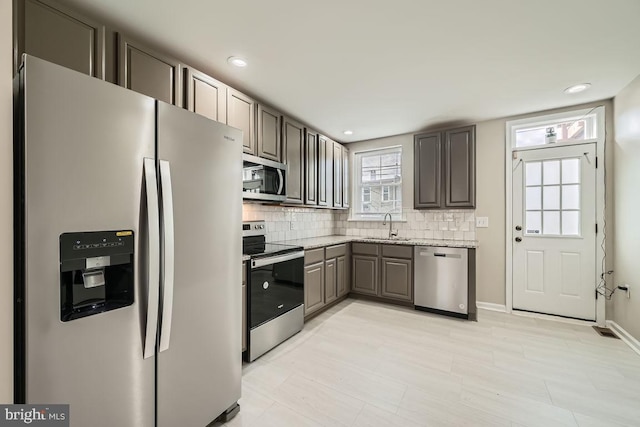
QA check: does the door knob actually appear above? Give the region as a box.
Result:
[515,225,522,231]
[515,237,522,242]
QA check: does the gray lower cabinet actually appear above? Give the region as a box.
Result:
[414,125,475,209]
[257,104,282,161]
[304,244,350,317]
[242,262,247,352]
[304,260,325,316]
[17,0,104,77]
[118,34,182,105]
[336,255,348,297]
[352,255,379,296]
[283,116,305,204]
[184,66,227,123]
[227,88,256,155]
[380,258,413,301]
[325,258,337,304]
[352,243,413,302]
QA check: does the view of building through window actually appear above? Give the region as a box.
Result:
[353,147,402,219]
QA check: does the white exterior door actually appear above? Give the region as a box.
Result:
[512,143,597,320]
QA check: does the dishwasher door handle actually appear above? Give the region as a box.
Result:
[419,251,462,259]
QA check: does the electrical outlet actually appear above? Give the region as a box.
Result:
[476,217,489,228]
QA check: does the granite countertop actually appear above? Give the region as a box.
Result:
[273,235,478,250]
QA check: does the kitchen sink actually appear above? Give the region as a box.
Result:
[360,237,411,242]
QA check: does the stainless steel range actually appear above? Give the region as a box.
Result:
[243,221,304,361]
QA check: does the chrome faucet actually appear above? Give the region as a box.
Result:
[383,213,398,239]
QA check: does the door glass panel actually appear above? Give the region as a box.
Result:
[526,211,542,235]
[543,161,560,185]
[543,211,560,235]
[543,186,560,210]
[526,162,542,186]
[562,158,580,184]
[526,187,541,210]
[562,211,580,236]
[562,185,580,210]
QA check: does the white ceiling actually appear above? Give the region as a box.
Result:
[63,0,640,142]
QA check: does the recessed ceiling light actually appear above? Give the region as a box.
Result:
[343,130,353,135]
[564,83,591,94]
[227,56,248,67]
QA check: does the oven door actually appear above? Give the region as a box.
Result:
[243,154,286,202]
[249,251,304,329]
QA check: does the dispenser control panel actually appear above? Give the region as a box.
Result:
[60,230,135,322]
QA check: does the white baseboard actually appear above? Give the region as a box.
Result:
[477,302,507,312]
[606,320,640,357]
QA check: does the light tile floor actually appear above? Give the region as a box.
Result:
[219,299,640,427]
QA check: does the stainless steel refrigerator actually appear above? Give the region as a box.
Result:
[14,55,242,427]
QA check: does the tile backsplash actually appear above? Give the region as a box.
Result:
[335,209,476,241]
[242,204,338,242]
[243,203,476,242]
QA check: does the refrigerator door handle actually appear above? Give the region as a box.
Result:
[159,160,175,353]
[143,158,160,359]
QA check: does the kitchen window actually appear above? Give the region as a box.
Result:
[352,146,403,220]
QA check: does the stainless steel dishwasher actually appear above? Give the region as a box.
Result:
[414,246,476,320]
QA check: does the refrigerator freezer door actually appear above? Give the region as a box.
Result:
[156,102,243,427]
[18,56,156,426]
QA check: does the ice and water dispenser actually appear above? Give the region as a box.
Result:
[60,231,135,321]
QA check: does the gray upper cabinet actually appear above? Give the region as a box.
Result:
[414,132,442,208]
[318,135,333,207]
[118,34,181,105]
[257,104,282,161]
[414,125,475,209]
[227,88,256,155]
[333,142,343,208]
[342,145,350,209]
[304,129,318,205]
[17,0,104,78]
[283,116,305,204]
[445,126,476,208]
[184,67,227,123]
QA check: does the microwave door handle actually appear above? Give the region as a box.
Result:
[158,160,175,353]
[277,168,284,195]
[143,158,160,359]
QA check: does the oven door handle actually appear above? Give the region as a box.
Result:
[251,250,305,269]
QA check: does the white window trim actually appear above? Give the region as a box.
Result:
[505,106,606,326]
[349,145,405,222]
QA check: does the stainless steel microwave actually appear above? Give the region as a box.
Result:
[243,154,287,202]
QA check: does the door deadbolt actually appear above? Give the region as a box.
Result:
[515,237,522,242]
[515,225,522,231]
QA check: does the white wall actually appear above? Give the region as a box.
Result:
[612,75,640,340]
[347,99,614,308]
[1,0,13,403]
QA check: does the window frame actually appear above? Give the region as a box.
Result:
[350,145,403,221]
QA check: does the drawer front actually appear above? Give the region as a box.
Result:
[305,247,325,265]
[352,242,379,256]
[382,244,413,259]
[325,243,347,259]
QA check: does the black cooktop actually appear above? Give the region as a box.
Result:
[242,233,303,258]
